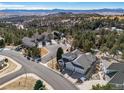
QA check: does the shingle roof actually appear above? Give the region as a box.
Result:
[109,72,124,85]
[62,52,77,61]
[36,32,53,41]
[107,63,124,85]
[107,63,124,72]
[73,53,96,73]
[72,49,82,56]
[22,37,36,48]
[61,49,97,76]
[22,32,54,48]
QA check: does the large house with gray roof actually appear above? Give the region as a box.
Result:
[107,63,124,89]
[58,49,100,81]
[22,37,36,48]
[22,31,64,48]
[22,32,53,48]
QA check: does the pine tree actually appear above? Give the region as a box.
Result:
[34,80,45,90]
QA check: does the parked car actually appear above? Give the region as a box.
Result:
[27,56,30,60]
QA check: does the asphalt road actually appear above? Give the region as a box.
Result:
[0,50,78,90]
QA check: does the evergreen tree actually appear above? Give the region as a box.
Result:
[34,80,45,90]
[56,47,64,62]
[0,39,5,48]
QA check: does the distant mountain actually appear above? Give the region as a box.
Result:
[0,8,124,16]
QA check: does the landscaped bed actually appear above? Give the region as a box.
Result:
[47,58,59,70]
[0,59,17,77]
[40,47,48,57]
[0,62,8,71]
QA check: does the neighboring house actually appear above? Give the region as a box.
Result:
[58,49,100,81]
[22,37,36,48]
[107,63,124,89]
[52,31,65,40]
[15,24,24,29]
[22,32,52,48]
[0,56,5,69]
[22,31,64,48]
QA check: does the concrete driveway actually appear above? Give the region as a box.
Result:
[41,43,70,63]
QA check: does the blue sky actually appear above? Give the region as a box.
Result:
[0,2,124,10]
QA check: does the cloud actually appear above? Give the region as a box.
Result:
[0,3,25,9]
[0,3,51,10]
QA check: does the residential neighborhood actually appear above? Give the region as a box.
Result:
[0,2,124,90]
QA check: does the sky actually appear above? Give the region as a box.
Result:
[0,2,124,10]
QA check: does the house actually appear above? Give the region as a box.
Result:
[52,31,65,40]
[58,49,100,81]
[22,31,64,48]
[15,24,24,29]
[0,55,6,69]
[22,32,53,48]
[22,37,36,48]
[107,63,124,89]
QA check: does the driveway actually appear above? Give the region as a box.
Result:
[42,43,70,63]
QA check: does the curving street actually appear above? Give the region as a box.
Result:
[0,50,78,90]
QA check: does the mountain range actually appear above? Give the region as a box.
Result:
[0,8,124,16]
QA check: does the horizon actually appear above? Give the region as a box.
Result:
[0,2,124,10]
[1,8,124,10]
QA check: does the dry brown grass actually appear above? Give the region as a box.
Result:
[0,60,17,76]
[47,58,59,70]
[89,16,124,20]
[40,47,48,57]
[0,76,37,90]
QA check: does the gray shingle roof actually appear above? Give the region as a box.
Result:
[109,72,124,85]
[73,53,96,73]
[107,63,124,85]
[62,52,77,61]
[22,32,54,48]
[59,49,97,78]
[22,37,36,48]
[72,49,82,55]
[107,63,124,72]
